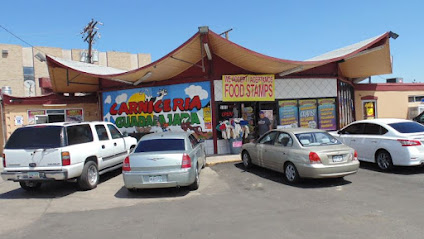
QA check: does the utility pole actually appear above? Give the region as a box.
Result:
[80,19,102,63]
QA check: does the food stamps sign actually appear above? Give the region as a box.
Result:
[102,82,212,138]
[222,74,275,102]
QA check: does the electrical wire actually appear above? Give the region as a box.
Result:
[0,24,46,54]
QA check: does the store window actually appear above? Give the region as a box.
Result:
[363,100,377,119]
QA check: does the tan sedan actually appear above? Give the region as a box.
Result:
[241,128,359,184]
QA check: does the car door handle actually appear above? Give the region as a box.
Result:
[371,140,378,143]
[351,139,356,142]
[114,142,117,146]
[102,145,105,149]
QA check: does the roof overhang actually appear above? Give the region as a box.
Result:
[46,28,394,93]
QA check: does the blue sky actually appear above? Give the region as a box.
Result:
[1,1,423,82]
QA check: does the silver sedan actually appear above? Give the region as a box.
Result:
[122,132,206,191]
[241,128,359,184]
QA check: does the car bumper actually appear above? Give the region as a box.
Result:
[297,161,360,178]
[1,170,68,181]
[122,168,195,189]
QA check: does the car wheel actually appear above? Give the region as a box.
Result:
[78,161,99,190]
[189,166,200,191]
[127,188,137,193]
[284,162,300,184]
[242,151,252,169]
[19,181,42,191]
[376,150,393,171]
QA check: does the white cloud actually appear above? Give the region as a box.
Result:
[104,95,111,104]
[185,85,208,100]
[115,93,128,104]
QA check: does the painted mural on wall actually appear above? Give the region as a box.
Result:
[102,81,212,139]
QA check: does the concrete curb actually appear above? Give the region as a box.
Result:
[206,159,242,167]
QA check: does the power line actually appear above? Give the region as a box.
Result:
[0,24,46,54]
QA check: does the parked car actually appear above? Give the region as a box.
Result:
[331,118,424,171]
[122,132,206,191]
[1,122,137,191]
[412,111,424,124]
[241,128,359,184]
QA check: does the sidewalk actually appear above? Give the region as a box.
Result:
[206,154,241,167]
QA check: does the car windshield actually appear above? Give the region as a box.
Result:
[295,132,341,147]
[5,126,64,149]
[135,138,185,152]
[388,122,424,133]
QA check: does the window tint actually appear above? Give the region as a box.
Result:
[296,132,341,147]
[5,126,64,149]
[107,124,122,139]
[258,131,278,145]
[363,123,387,135]
[341,123,364,134]
[275,133,293,147]
[388,122,424,133]
[95,125,109,141]
[66,124,93,145]
[135,139,185,152]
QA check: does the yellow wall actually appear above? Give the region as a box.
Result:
[355,90,424,120]
[0,103,100,154]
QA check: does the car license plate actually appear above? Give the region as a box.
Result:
[148,175,163,183]
[27,172,40,179]
[332,155,344,162]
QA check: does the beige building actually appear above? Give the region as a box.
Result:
[354,83,424,120]
[0,43,151,97]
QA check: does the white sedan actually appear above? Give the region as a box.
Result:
[331,118,424,171]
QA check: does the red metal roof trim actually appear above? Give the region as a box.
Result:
[355,83,424,91]
[2,93,97,105]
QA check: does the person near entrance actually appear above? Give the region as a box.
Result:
[257,111,271,137]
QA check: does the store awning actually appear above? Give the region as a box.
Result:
[46,28,394,93]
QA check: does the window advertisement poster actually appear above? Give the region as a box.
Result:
[318,98,336,130]
[222,74,275,102]
[27,110,46,125]
[66,109,84,122]
[102,81,212,139]
[363,101,376,119]
[299,99,318,128]
[279,100,299,128]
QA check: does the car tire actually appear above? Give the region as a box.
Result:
[242,151,252,169]
[19,181,42,191]
[127,188,137,193]
[189,166,200,191]
[284,162,300,184]
[78,161,99,190]
[376,150,393,171]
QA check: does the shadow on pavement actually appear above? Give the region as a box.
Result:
[233,162,352,189]
[0,168,123,199]
[114,186,190,199]
[359,161,424,175]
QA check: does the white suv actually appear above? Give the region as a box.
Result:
[1,121,137,190]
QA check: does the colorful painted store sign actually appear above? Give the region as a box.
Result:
[299,99,318,128]
[222,74,275,102]
[102,81,212,138]
[318,98,337,130]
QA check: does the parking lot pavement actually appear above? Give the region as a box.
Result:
[1,162,424,239]
[0,166,228,236]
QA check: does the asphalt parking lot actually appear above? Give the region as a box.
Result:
[1,162,424,239]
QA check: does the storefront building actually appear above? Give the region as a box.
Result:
[45,27,396,155]
[0,93,98,153]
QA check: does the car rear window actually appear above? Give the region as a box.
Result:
[388,122,424,133]
[5,126,64,149]
[134,139,185,152]
[295,132,341,147]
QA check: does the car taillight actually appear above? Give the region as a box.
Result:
[181,154,191,169]
[397,139,421,147]
[122,156,131,172]
[353,151,358,161]
[309,152,321,164]
[61,152,71,166]
[2,153,5,167]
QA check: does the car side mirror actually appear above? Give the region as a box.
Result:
[199,139,205,143]
[122,132,128,137]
